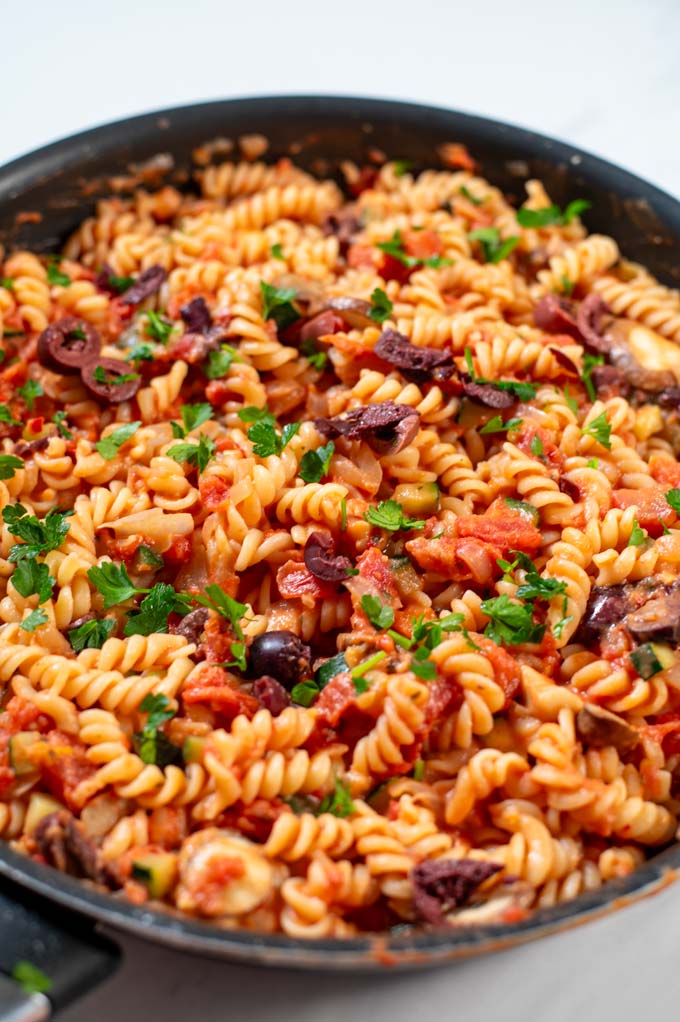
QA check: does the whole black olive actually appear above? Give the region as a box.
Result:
[249,631,312,690]
[37,317,101,374]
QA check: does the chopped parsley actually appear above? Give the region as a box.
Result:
[530,434,545,458]
[46,260,70,286]
[300,337,327,371]
[560,275,575,297]
[412,758,425,780]
[516,199,591,228]
[20,608,49,632]
[468,227,519,264]
[124,582,191,636]
[95,420,141,460]
[136,544,164,569]
[410,646,437,680]
[666,489,680,514]
[317,777,354,818]
[92,365,139,387]
[206,345,239,379]
[587,458,599,469]
[171,403,213,438]
[481,594,545,646]
[376,230,451,269]
[582,353,604,402]
[260,281,300,331]
[299,441,334,483]
[0,454,23,480]
[463,348,537,401]
[392,159,413,177]
[368,287,393,324]
[18,379,43,410]
[270,243,286,261]
[340,496,347,531]
[88,561,139,609]
[582,411,611,450]
[351,650,387,681]
[0,404,20,426]
[564,386,579,414]
[11,961,52,995]
[460,185,484,206]
[145,310,174,344]
[125,342,155,365]
[361,594,394,630]
[238,406,300,457]
[0,277,14,291]
[291,680,320,707]
[479,415,522,435]
[134,693,180,767]
[192,585,247,640]
[168,434,216,473]
[627,518,647,547]
[364,499,426,532]
[106,272,135,293]
[68,617,116,652]
[52,410,73,439]
[3,504,73,562]
[12,560,54,602]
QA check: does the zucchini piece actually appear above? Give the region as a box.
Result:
[131,852,178,898]
[182,736,207,764]
[8,732,41,775]
[315,652,347,689]
[389,556,421,598]
[25,793,64,835]
[630,642,675,679]
[393,482,440,516]
[504,497,540,524]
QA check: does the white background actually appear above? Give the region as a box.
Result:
[3,0,680,1018]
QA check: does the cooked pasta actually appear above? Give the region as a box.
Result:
[1,149,680,937]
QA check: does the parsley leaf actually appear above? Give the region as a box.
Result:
[340,496,347,531]
[563,385,579,414]
[52,410,73,439]
[411,648,437,680]
[3,504,73,562]
[560,275,575,297]
[392,159,413,177]
[299,441,334,483]
[95,421,141,460]
[530,434,545,458]
[18,380,43,410]
[627,518,647,547]
[291,680,320,707]
[469,227,519,264]
[260,281,300,331]
[582,411,611,450]
[192,585,247,640]
[460,185,484,206]
[238,406,276,426]
[300,337,328,371]
[0,277,14,291]
[124,582,191,636]
[317,777,355,818]
[106,272,135,293]
[364,499,426,532]
[516,199,591,228]
[20,608,49,632]
[68,617,116,652]
[12,560,54,602]
[666,489,680,513]
[206,345,239,379]
[516,570,567,602]
[92,365,139,387]
[463,347,537,401]
[562,199,592,224]
[361,594,395,630]
[88,561,138,609]
[136,544,164,569]
[11,961,52,995]
[125,342,155,365]
[587,458,599,469]
[145,310,174,344]
[0,404,20,426]
[368,287,393,324]
[582,353,604,402]
[168,434,216,473]
[46,260,70,286]
[245,411,300,457]
[270,243,286,261]
[134,693,179,767]
[376,230,451,269]
[481,594,545,646]
[176,403,213,436]
[0,454,23,480]
[479,415,522,435]
[227,640,248,672]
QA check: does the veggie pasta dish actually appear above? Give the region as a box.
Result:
[1,144,680,937]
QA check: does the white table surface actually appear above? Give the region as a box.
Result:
[2,0,680,1017]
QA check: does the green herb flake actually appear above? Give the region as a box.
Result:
[18,380,43,411]
[12,560,54,602]
[0,277,14,291]
[192,585,247,640]
[517,199,590,229]
[260,281,301,331]
[270,243,286,261]
[299,441,334,483]
[68,617,116,652]
[317,777,355,818]
[582,353,604,402]
[368,287,393,324]
[0,454,23,480]
[392,159,413,177]
[582,410,611,450]
[666,490,680,514]
[300,337,328,371]
[468,227,519,264]
[480,415,522,435]
[340,496,347,531]
[462,347,537,401]
[376,230,451,270]
[133,693,179,767]
[168,434,216,474]
[627,518,647,547]
[145,310,174,345]
[95,420,141,460]
[481,594,545,646]
[20,607,49,632]
[351,650,387,680]
[587,458,599,469]
[364,499,426,532]
[92,365,139,387]
[46,260,71,286]
[530,434,544,458]
[124,582,191,636]
[361,594,395,630]
[206,345,239,379]
[291,680,320,707]
[125,342,155,365]
[52,410,73,439]
[11,961,52,995]
[460,185,484,206]
[88,561,139,609]
[560,275,575,297]
[3,504,73,562]
[564,385,579,414]
[0,404,20,426]
[107,273,135,293]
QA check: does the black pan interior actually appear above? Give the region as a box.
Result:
[0,95,679,968]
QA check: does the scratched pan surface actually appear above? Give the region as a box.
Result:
[0,96,680,975]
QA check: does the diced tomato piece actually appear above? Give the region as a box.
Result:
[215,798,287,843]
[182,664,259,720]
[205,379,233,406]
[454,503,543,555]
[612,487,675,536]
[276,561,338,600]
[314,673,357,728]
[515,424,564,471]
[425,676,464,725]
[440,143,477,172]
[39,731,97,811]
[354,546,400,602]
[378,253,412,284]
[149,807,187,849]
[476,637,521,705]
[199,475,230,512]
[643,714,680,757]
[651,458,680,489]
[4,696,49,733]
[347,243,378,270]
[347,166,378,197]
[402,228,443,262]
[164,534,192,566]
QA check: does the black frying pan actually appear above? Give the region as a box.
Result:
[1,95,679,1020]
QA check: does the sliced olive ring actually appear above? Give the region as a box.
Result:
[81,357,141,403]
[37,317,101,375]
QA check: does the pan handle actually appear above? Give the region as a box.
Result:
[0,875,119,1020]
